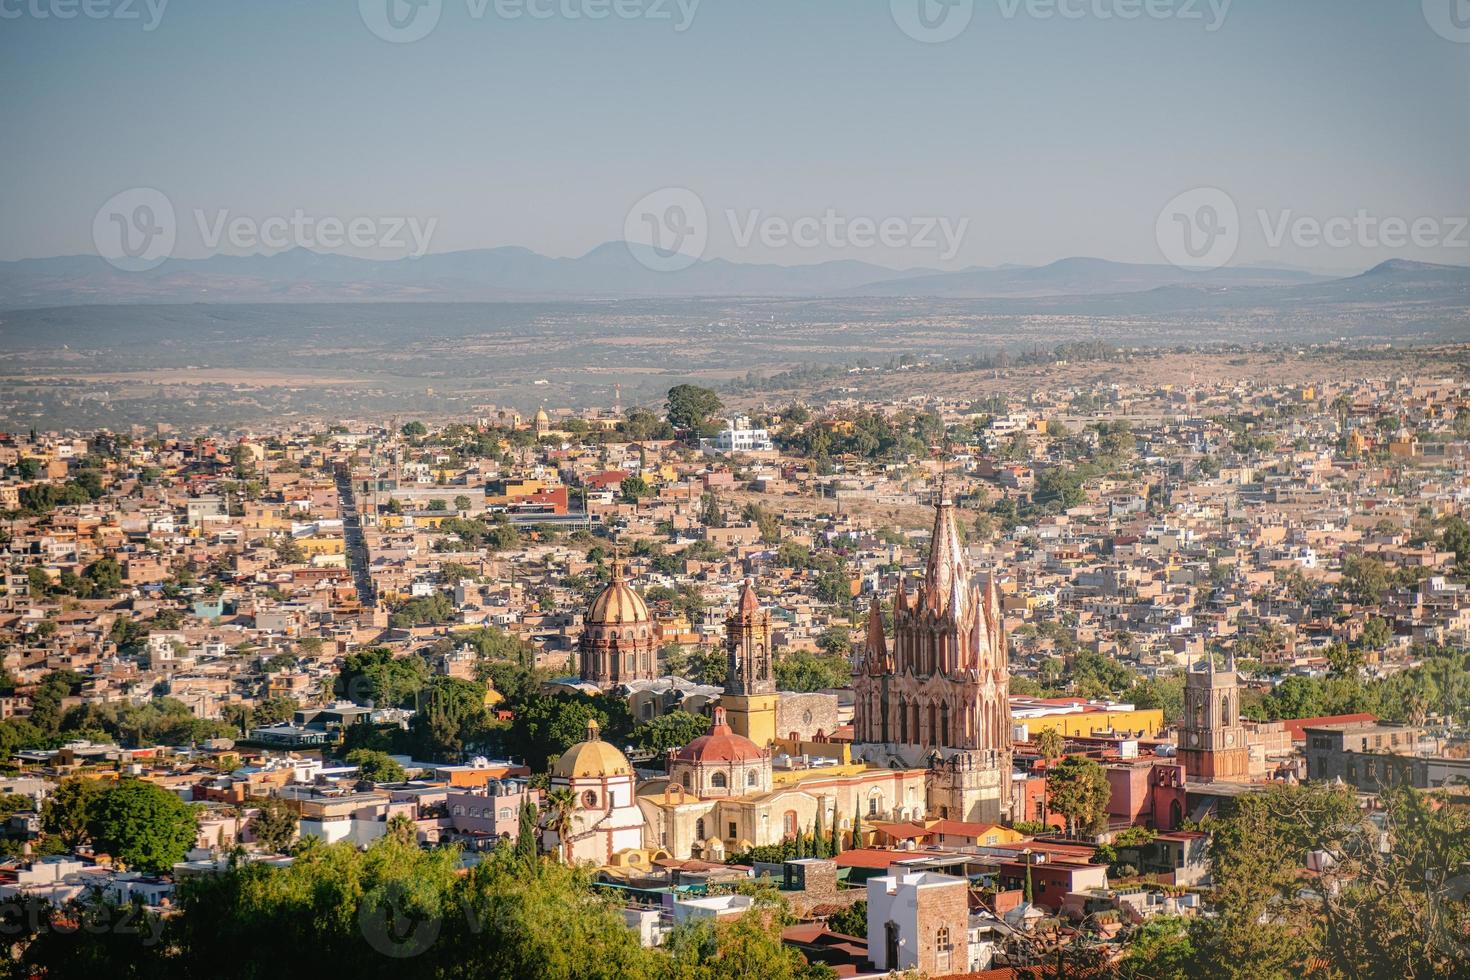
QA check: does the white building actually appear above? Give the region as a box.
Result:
[866,871,970,975]
[544,719,646,865]
[701,416,774,454]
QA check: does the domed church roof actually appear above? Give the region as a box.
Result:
[587,556,651,626]
[553,718,633,779]
[671,707,766,764]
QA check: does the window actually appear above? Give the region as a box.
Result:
[936,926,952,973]
[747,770,759,786]
[868,797,879,817]
[711,771,727,789]
[783,810,798,837]
[695,818,705,840]
[728,821,737,839]
[498,808,511,821]
[582,790,598,807]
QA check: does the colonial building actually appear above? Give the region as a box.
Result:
[1177,653,1250,783]
[578,556,658,688]
[545,719,647,865]
[852,492,1015,823]
[722,580,778,747]
[667,706,771,799]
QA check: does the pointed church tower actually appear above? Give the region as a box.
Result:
[723,580,777,746]
[852,481,1014,822]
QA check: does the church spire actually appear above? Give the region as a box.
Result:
[865,595,888,674]
[923,488,968,618]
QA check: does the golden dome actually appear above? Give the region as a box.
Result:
[535,407,550,422]
[553,719,632,779]
[587,558,650,626]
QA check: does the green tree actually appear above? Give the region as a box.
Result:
[248,797,298,854]
[408,677,491,761]
[87,779,199,873]
[665,384,725,435]
[515,797,539,866]
[544,787,576,863]
[620,474,650,504]
[633,710,710,753]
[1045,756,1110,836]
[773,650,851,693]
[346,748,407,783]
[42,776,106,848]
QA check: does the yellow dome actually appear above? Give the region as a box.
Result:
[587,560,650,625]
[553,719,632,779]
[535,407,550,422]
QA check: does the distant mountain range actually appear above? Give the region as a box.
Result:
[1,243,1468,310]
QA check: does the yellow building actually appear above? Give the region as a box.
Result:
[1010,701,1164,740]
[722,582,778,748]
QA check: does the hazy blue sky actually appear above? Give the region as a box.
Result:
[2,0,1468,271]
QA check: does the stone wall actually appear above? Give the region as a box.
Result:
[776,692,839,740]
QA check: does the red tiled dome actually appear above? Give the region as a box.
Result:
[672,707,765,763]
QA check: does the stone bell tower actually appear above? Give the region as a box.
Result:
[1178,651,1250,783]
[722,580,778,747]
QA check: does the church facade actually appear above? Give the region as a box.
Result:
[852,493,1015,823]
[1177,653,1251,782]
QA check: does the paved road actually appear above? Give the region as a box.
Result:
[334,465,376,606]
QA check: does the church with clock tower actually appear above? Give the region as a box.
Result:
[1177,652,1250,782]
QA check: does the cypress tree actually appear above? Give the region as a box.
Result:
[515,797,538,865]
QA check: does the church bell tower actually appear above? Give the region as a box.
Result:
[722,580,778,747]
[1178,652,1250,783]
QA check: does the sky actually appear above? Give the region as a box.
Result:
[1,0,1468,273]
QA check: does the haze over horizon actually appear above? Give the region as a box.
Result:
[3,0,1469,276]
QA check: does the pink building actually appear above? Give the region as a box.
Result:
[446,780,533,849]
